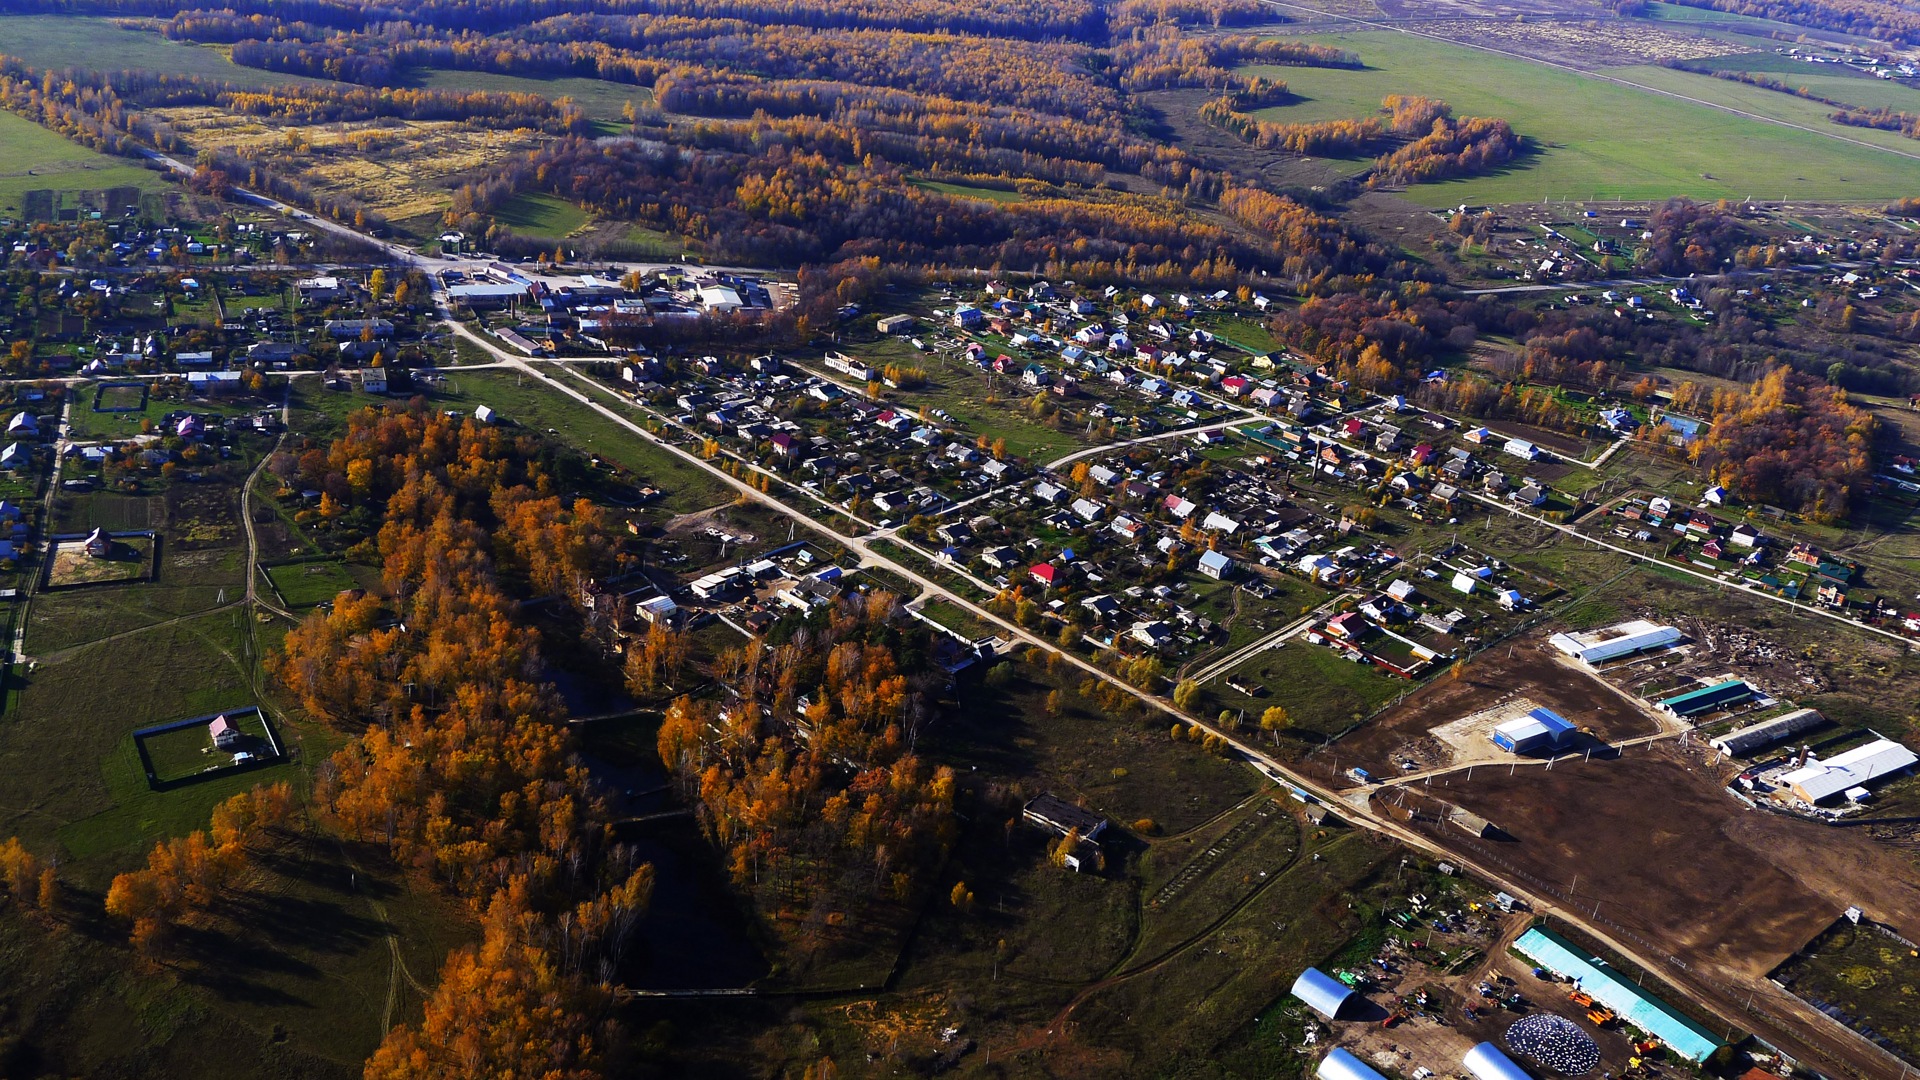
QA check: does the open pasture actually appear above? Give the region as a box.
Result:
[1246,30,1920,204]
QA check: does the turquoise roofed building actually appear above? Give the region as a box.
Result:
[1514,926,1725,1063]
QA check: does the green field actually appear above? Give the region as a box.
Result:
[264,559,360,609]
[492,191,591,238]
[0,15,326,88]
[909,178,1027,204]
[140,708,275,784]
[414,68,654,121]
[1246,30,1920,204]
[0,110,170,219]
[423,369,736,514]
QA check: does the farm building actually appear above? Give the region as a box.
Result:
[1021,793,1107,843]
[1778,739,1918,805]
[1709,708,1824,757]
[876,314,915,334]
[1317,1049,1387,1080]
[1548,620,1682,665]
[1463,1044,1532,1080]
[1491,708,1577,754]
[1451,808,1498,838]
[1514,926,1725,1062]
[1289,967,1354,1019]
[1657,678,1752,719]
[447,282,526,309]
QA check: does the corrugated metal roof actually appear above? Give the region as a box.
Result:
[1514,927,1724,1062]
[1318,1048,1388,1080]
[1780,739,1918,803]
[1463,1043,1533,1080]
[1657,679,1750,715]
[1289,967,1353,1019]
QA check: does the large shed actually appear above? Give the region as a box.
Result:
[1548,620,1682,665]
[1514,926,1725,1062]
[1778,739,1918,805]
[1463,1043,1533,1080]
[1657,679,1752,719]
[1289,967,1354,1019]
[1492,708,1577,754]
[1709,708,1824,757]
[1317,1048,1387,1080]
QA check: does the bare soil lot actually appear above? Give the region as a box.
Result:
[1306,639,1660,783]
[1379,742,1920,1078]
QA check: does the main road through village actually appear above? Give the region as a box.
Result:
[44,156,1912,1076]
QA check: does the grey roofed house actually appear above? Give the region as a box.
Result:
[1021,792,1107,842]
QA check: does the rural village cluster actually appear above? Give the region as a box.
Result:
[3,186,1920,1080]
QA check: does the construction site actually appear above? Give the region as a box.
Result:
[1304,636,1667,786]
[1373,740,1920,1080]
[1287,900,1719,1080]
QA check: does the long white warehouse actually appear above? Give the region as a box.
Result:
[1548,620,1681,665]
[1710,708,1824,757]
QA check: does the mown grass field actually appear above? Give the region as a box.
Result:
[492,191,591,238]
[1246,30,1920,204]
[419,369,737,514]
[0,110,170,220]
[414,69,654,121]
[908,178,1027,204]
[0,15,326,88]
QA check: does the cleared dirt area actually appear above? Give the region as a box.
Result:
[1306,639,1663,783]
[1381,743,1920,1075]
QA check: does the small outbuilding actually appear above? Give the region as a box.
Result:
[1289,967,1355,1019]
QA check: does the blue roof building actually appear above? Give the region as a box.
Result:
[1492,708,1578,754]
[1514,927,1725,1062]
[1289,967,1354,1019]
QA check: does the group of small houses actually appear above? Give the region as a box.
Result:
[1605,492,1875,610]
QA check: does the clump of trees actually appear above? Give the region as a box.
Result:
[104,783,293,956]
[1690,365,1876,521]
[653,593,958,957]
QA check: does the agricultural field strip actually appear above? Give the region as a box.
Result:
[1251,0,1920,164]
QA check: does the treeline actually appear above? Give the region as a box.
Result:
[1831,105,1920,138]
[1691,366,1876,521]
[1367,114,1519,188]
[654,594,958,951]
[1635,197,1756,274]
[262,404,661,1072]
[1661,0,1920,45]
[142,0,1103,40]
[1200,93,1471,160]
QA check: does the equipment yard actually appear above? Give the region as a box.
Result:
[1305,637,1667,785]
[1300,907,1677,1080]
[1380,744,1920,1076]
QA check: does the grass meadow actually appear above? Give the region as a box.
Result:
[1246,30,1920,204]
